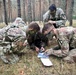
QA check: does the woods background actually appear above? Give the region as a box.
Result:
[0,0,75,25]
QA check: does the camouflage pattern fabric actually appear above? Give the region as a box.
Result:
[46,27,76,57]
[43,8,66,28]
[45,27,76,57]
[0,18,27,64]
[13,17,28,32]
[63,49,76,63]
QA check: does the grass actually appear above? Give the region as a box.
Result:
[0,21,76,75]
[0,49,76,75]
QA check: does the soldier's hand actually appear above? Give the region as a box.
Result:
[48,20,56,24]
[44,48,53,55]
[23,40,28,46]
[35,47,39,52]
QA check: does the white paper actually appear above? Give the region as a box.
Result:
[37,52,48,58]
[40,58,53,66]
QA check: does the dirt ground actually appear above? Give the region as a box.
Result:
[0,46,76,75]
[0,21,76,75]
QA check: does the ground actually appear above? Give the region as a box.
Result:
[0,48,76,75]
[0,21,76,75]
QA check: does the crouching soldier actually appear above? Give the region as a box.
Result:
[43,4,66,28]
[0,20,27,64]
[26,22,48,52]
[43,22,76,57]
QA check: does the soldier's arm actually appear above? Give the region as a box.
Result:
[43,10,50,22]
[52,30,69,57]
[52,39,69,57]
[55,8,66,27]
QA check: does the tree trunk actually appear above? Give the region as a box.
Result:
[32,0,35,21]
[39,0,41,21]
[8,0,12,22]
[23,0,26,22]
[66,0,74,26]
[0,1,2,22]
[28,0,32,23]
[66,0,69,19]
[69,0,74,26]
[62,0,66,13]
[17,0,21,17]
[3,0,8,25]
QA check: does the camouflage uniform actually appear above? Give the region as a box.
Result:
[13,17,28,32]
[43,8,66,28]
[45,27,76,57]
[0,18,27,64]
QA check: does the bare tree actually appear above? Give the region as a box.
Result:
[32,0,35,21]
[66,0,74,26]
[66,0,69,19]
[39,0,41,21]
[23,0,26,22]
[0,1,2,22]
[69,0,74,26]
[3,0,8,25]
[17,0,21,17]
[8,0,12,22]
[28,0,32,23]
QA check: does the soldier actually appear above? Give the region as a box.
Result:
[43,4,66,28]
[0,18,27,64]
[13,17,25,26]
[43,22,76,57]
[26,22,48,52]
[13,17,28,32]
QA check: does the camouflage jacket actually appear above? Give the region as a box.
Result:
[0,25,26,54]
[53,27,76,56]
[0,17,27,64]
[48,27,76,57]
[43,8,66,27]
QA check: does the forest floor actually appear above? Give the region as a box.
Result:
[0,20,76,75]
